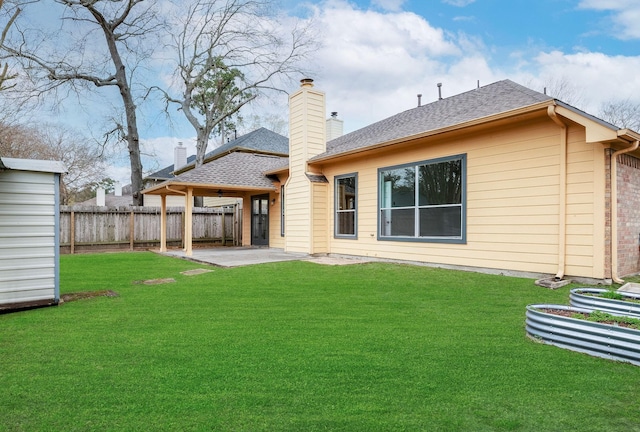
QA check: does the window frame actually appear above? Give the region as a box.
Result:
[377,154,466,244]
[334,172,358,239]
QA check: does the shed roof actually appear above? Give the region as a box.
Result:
[0,157,66,174]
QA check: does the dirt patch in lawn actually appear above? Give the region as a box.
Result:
[132,278,176,285]
[60,290,119,303]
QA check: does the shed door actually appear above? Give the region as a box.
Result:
[251,195,269,246]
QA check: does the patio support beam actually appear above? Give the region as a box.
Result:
[185,187,194,256]
[160,194,167,252]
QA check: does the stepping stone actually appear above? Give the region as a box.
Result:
[180,268,214,276]
[618,282,640,294]
[142,278,176,285]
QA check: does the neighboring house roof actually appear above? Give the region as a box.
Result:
[146,155,197,181]
[145,152,288,195]
[314,80,555,161]
[174,127,289,175]
[76,193,133,207]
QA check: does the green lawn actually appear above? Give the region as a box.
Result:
[2,252,640,431]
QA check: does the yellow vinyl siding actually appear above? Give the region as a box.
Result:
[285,82,326,254]
[284,175,311,253]
[320,114,604,278]
[311,183,328,254]
[270,188,285,249]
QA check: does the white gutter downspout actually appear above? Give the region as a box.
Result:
[611,139,640,284]
[547,106,567,280]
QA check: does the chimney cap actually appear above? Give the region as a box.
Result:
[300,78,314,87]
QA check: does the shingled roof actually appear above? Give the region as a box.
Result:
[145,128,288,181]
[314,80,554,161]
[158,152,288,191]
[175,127,289,174]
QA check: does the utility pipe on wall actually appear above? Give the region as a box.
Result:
[547,105,568,280]
[611,139,640,284]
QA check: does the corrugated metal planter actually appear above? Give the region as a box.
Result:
[525,304,640,366]
[570,288,640,317]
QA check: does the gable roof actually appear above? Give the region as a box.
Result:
[314,80,554,161]
[144,152,288,195]
[145,128,288,181]
[175,127,289,175]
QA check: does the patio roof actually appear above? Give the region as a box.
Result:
[143,152,288,196]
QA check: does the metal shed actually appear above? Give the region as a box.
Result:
[0,157,66,310]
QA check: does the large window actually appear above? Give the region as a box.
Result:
[335,173,357,238]
[379,154,465,243]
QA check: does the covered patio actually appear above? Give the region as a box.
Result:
[142,152,288,256]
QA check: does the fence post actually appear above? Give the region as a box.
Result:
[70,211,75,254]
[129,210,134,251]
[222,209,226,246]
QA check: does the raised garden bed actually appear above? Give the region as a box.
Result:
[570,288,640,317]
[525,304,640,366]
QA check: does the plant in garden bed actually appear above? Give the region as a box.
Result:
[589,290,640,303]
[570,310,640,329]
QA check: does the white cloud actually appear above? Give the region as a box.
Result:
[509,50,640,115]
[579,0,640,39]
[306,1,490,131]
[442,0,476,7]
[371,0,406,12]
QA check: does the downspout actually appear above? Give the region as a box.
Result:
[611,139,640,283]
[547,105,567,280]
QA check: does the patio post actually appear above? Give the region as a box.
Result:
[185,187,193,256]
[160,194,167,252]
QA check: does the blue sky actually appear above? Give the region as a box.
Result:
[6,0,640,184]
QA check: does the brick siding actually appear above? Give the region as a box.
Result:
[616,152,640,277]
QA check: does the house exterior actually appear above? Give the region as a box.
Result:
[0,157,66,310]
[143,79,640,283]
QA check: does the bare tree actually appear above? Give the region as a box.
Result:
[599,99,640,131]
[540,75,586,110]
[0,0,163,205]
[155,0,315,167]
[0,0,20,91]
[0,122,107,203]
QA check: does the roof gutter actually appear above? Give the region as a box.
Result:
[547,105,568,281]
[611,135,640,284]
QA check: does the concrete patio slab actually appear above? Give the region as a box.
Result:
[161,247,309,267]
[159,247,377,268]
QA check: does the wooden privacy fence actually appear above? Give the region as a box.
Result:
[60,205,241,254]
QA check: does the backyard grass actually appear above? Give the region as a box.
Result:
[2,251,640,431]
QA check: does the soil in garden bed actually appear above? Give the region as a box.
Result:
[540,308,640,329]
